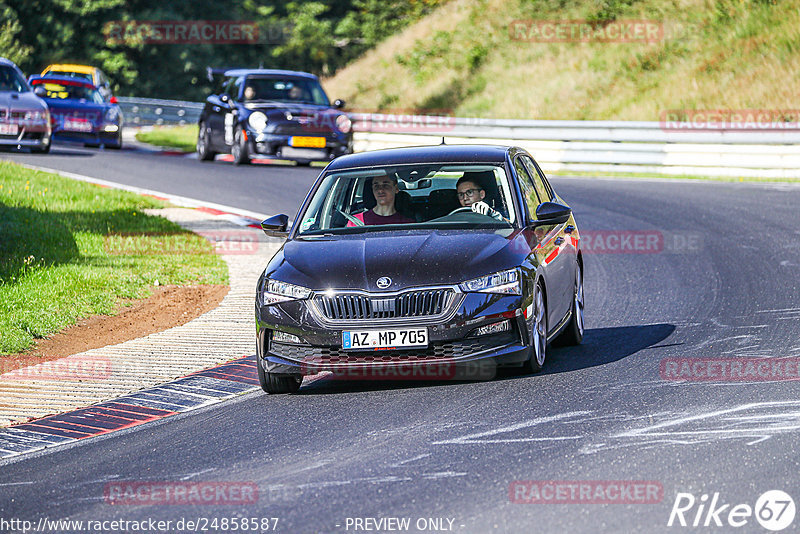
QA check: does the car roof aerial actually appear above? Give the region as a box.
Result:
[325,144,512,171]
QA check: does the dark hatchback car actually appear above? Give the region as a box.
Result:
[197,69,352,166]
[255,145,584,393]
[28,75,123,149]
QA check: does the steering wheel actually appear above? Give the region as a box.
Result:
[338,209,364,226]
[447,206,475,216]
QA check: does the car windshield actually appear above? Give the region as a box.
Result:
[0,66,29,93]
[297,164,516,235]
[32,80,103,104]
[242,77,329,106]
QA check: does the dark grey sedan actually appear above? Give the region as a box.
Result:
[255,144,584,393]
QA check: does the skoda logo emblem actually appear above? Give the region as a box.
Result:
[376,277,392,289]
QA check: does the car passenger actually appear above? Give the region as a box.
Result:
[244,86,256,100]
[348,176,414,226]
[456,176,505,220]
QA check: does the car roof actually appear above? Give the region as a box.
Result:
[0,57,18,68]
[224,69,319,80]
[43,64,97,74]
[325,144,513,171]
[29,75,97,89]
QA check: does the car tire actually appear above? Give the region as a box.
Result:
[232,126,250,165]
[257,361,302,394]
[108,134,122,150]
[31,140,50,154]
[522,282,547,373]
[556,263,584,346]
[196,122,216,161]
[84,143,99,148]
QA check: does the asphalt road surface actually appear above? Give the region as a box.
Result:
[2,143,800,533]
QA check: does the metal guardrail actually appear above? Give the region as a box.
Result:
[118,97,800,178]
[117,97,203,126]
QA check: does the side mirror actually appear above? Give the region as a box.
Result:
[34,86,47,97]
[533,202,572,225]
[220,94,230,104]
[261,214,289,238]
[333,99,345,109]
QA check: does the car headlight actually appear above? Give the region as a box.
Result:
[105,108,119,122]
[24,110,46,121]
[260,279,312,305]
[459,268,521,295]
[248,111,268,131]
[335,114,352,133]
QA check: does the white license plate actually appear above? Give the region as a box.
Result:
[64,120,92,132]
[343,328,428,350]
[0,123,18,135]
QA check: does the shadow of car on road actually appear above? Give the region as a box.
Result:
[292,323,676,395]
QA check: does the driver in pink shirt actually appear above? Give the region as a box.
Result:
[348,175,414,226]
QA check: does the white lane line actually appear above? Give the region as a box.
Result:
[13,162,269,222]
[613,401,800,438]
[431,411,591,445]
[390,453,431,467]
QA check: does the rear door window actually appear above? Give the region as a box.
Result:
[514,156,541,221]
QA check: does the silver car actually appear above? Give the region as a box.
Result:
[0,57,51,153]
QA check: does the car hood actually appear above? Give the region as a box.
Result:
[0,91,47,111]
[267,229,531,292]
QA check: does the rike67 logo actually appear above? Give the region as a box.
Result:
[668,490,795,531]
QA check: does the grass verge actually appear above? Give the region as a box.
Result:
[324,0,800,120]
[135,125,199,152]
[0,161,227,355]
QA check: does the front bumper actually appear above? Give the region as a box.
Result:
[256,292,532,379]
[53,127,120,145]
[247,130,352,161]
[0,121,51,148]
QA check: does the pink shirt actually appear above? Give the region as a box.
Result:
[347,210,414,226]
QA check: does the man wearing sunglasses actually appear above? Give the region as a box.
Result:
[455,176,505,220]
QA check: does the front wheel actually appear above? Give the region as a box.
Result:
[257,360,301,394]
[108,133,122,150]
[31,139,51,154]
[197,122,217,161]
[556,263,584,346]
[523,283,547,373]
[231,126,250,165]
